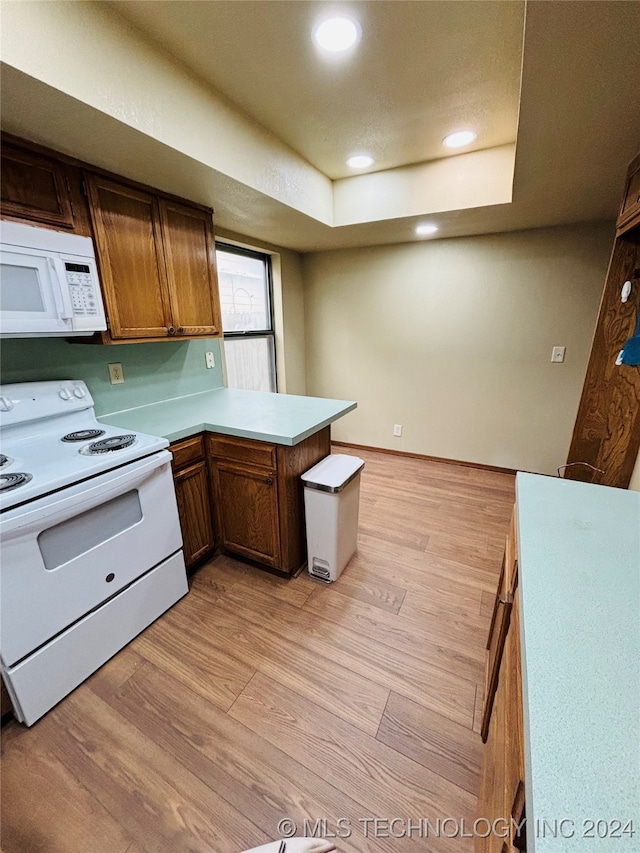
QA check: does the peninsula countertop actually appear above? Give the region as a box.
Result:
[98,387,357,446]
[516,473,640,852]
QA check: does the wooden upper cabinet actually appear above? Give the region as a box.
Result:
[86,176,171,339]
[1,144,74,229]
[86,174,222,342]
[159,199,222,337]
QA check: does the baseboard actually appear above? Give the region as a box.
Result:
[331,440,518,476]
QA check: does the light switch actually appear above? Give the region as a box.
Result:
[551,346,566,363]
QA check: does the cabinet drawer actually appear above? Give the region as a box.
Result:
[171,435,205,470]
[208,434,276,469]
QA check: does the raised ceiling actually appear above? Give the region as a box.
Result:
[110,0,524,179]
[1,1,639,252]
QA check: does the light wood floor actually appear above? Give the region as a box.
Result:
[1,447,515,853]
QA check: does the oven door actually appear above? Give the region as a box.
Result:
[0,450,183,667]
[0,245,74,337]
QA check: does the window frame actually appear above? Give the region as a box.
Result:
[216,241,278,390]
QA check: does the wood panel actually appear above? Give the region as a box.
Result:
[481,556,513,743]
[1,448,516,853]
[476,657,509,853]
[1,678,13,720]
[567,150,640,487]
[566,226,640,486]
[86,176,171,338]
[617,151,640,234]
[504,592,526,850]
[276,425,331,573]
[159,199,222,337]
[173,460,215,567]
[0,142,74,228]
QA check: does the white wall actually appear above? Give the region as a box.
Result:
[303,222,613,474]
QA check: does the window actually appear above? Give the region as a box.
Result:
[216,244,277,393]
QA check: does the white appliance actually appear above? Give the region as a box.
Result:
[0,380,187,725]
[0,221,107,337]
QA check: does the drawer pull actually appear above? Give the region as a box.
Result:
[168,326,176,335]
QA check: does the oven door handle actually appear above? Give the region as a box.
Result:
[0,450,172,537]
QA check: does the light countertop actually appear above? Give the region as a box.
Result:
[516,473,640,852]
[99,387,356,446]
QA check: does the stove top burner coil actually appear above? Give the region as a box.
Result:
[0,454,11,469]
[0,472,33,491]
[62,429,106,443]
[81,434,137,455]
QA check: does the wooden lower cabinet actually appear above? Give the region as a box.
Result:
[477,505,526,853]
[208,427,330,575]
[171,427,331,575]
[1,679,13,722]
[212,459,281,567]
[171,436,215,569]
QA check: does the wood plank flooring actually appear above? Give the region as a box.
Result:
[1,447,515,853]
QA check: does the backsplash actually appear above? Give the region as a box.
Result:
[0,338,224,416]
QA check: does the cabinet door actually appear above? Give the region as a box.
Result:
[211,459,280,567]
[159,199,222,337]
[481,555,513,742]
[477,651,509,853]
[1,143,74,229]
[504,596,526,851]
[86,176,172,339]
[174,461,215,568]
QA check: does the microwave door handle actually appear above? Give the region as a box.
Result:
[47,258,73,321]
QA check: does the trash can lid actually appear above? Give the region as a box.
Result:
[301,454,365,493]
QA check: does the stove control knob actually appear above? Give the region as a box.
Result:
[73,387,86,399]
[0,396,13,412]
[59,388,72,401]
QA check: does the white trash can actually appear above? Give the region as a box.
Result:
[301,454,365,582]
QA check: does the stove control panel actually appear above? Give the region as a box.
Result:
[64,263,101,318]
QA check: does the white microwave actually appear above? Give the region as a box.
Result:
[0,221,107,338]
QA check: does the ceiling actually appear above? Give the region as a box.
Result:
[110,0,524,180]
[1,1,639,252]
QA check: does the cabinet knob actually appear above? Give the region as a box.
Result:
[167,326,176,335]
[177,327,185,335]
[266,478,273,486]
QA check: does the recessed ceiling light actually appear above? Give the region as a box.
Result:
[443,130,477,149]
[346,154,374,169]
[416,223,439,236]
[313,17,361,52]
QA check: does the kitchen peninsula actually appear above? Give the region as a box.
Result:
[101,388,356,575]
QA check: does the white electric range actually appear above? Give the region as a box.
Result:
[0,380,188,725]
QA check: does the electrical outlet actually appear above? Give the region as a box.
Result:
[393,424,403,437]
[108,363,124,384]
[205,351,215,369]
[551,346,566,363]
